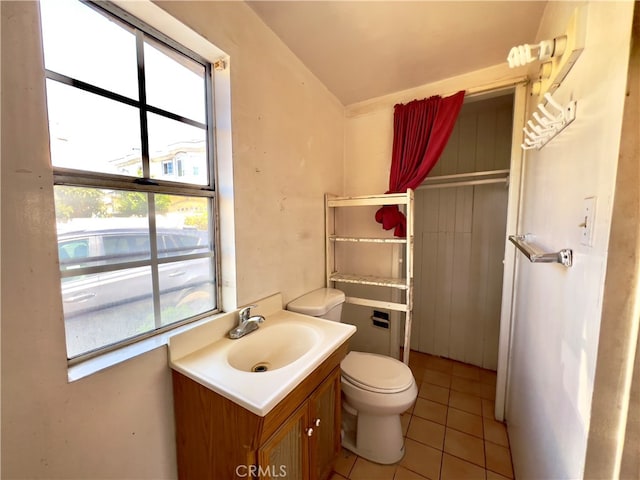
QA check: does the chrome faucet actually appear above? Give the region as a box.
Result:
[228,305,265,339]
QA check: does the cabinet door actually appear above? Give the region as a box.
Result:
[259,403,309,480]
[309,367,341,480]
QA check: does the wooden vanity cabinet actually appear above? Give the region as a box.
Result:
[258,401,309,479]
[172,342,347,480]
[259,367,340,480]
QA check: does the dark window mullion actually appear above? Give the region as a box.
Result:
[136,30,150,180]
[45,70,141,110]
[136,30,162,329]
[53,170,216,196]
[146,104,207,130]
[148,192,162,330]
[59,250,215,279]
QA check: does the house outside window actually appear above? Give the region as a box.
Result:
[39,0,220,361]
[162,160,174,176]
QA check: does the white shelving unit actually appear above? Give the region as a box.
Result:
[325,190,414,364]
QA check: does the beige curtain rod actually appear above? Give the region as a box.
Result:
[456,77,529,100]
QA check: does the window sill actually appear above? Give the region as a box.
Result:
[67,311,229,382]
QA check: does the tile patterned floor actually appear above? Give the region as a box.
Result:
[331,351,515,480]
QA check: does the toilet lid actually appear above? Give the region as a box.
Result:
[341,351,414,393]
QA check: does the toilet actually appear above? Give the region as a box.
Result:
[287,288,418,464]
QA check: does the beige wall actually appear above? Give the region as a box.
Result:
[0,1,344,478]
[506,2,634,479]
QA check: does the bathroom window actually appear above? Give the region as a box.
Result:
[40,0,219,361]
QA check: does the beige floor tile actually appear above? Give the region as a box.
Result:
[349,457,397,480]
[423,368,452,388]
[452,363,482,381]
[444,428,485,467]
[333,448,357,478]
[333,357,514,480]
[419,382,450,405]
[446,407,484,438]
[401,412,412,436]
[483,419,509,447]
[330,473,349,480]
[400,438,442,480]
[449,390,482,416]
[424,355,455,374]
[409,352,431,370]
[478,382,497,400]
[485,441,514,478]
[481,399,496,419]
[410,366,426,384]
[479,369,497,387]
[450,376,482,396]
[407,415,445,450]
[394,466,429,480]
[441,453,486,480]
[413,397,448,425]
[486,470,512,480]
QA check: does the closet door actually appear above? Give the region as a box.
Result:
[411,94,512,370]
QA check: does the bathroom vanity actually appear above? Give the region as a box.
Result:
[172,344,345,479]
[168,294,356,480]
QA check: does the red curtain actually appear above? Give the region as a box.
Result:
[375,91,465,237]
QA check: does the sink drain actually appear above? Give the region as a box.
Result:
[251,362,270,372]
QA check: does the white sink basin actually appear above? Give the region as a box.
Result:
[168,296,356,416]
[227,323,320,372]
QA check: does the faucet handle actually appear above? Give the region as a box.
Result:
[239,304,257,322]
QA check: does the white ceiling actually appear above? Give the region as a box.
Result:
[247,1,547,105]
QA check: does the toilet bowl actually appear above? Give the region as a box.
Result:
[340,351,418,464]
[287,288,418,464]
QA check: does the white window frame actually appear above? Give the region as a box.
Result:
[43,0,225,365]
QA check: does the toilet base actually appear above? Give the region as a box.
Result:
[341,409,405,465]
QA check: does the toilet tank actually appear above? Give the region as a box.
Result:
[286,288,345,322]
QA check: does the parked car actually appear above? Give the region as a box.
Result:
[57,227,215,328]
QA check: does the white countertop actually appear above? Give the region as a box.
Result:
[168,293,356,416]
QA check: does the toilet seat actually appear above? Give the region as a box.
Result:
[341,351,414,394]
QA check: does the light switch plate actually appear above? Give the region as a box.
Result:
[580,197,596,246]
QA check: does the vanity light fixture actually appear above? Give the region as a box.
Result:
[507,6,587,99]
[506,36,567,69]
